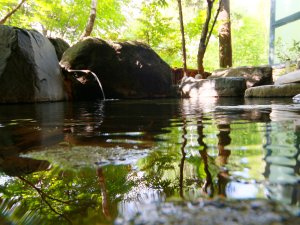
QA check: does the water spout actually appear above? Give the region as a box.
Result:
[67,69,106,100]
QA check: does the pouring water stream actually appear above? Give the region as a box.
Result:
[67,69,106,100]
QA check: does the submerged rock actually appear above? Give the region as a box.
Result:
[0,156,50,176]
[60,38,174,99]
[211,65,273,88]
[116,198,300,225]
[0,25,67,103]
[180,76,246,98]
[26,146,150,169]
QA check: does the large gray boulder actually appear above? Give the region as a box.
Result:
[211,65,273,88]
[0,25,66,103]
[180,76,246,98]
[245,83,300,97]
[60,38,174,99]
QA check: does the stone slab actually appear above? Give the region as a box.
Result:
[245,83,300,97]
[274,70,300,85]
[211,65,273,88]
[180,76,246,98]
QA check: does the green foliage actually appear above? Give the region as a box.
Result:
[0,0,127,43]
[0,164,134,225]
[0,0,269,69]
[231,14,269,66]
[275,38,300,62]
[123,0,182,67]
[94,0,129,40]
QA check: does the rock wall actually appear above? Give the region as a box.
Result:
[0,25,66,103]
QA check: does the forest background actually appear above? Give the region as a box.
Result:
[0,0,270,72]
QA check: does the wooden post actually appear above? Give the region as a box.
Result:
[269,0,276,65]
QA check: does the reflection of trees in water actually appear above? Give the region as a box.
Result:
[138,98,234,200]
[176,98,275,200]
[0,164,134,224]
[216,123,231,197]
[179,118,187,198]
[197,117,231,198]
[16,175,72,224]
[197,117,214,197]
[3,99,300,223]
[97,167,111,219]
[178,100,232,199]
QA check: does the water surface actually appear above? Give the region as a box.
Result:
[0,98,299,224]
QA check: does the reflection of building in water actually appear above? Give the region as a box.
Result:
[264,107,300,206]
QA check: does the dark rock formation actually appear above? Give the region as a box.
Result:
[60,38,174,99]
[48,37,70,61]
[0,156,50,176]
[211,65,273,88]
[180,76,247,98]
[0,25,66,103]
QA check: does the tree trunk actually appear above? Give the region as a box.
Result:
[0,0,27,25]
[177,0,187,76]
[197,0,214,75]
[218,0,232,68]
[80,0,97,39]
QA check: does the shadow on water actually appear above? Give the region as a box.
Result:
[0,98,300,224]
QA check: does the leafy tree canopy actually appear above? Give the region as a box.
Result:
[0,0,269,70]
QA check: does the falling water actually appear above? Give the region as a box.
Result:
[67,69,106,100]
[89,71,106,100]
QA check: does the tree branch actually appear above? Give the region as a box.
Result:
[205,0,223,47]
[0,0,27,25]
[17,176,72,224]
[197,0,214,74]
[80,0,97,39]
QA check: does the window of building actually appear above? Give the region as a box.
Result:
[269,0,300,64]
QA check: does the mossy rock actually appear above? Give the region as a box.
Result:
[60,38,174,99]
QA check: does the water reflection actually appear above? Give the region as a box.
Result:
[263,106,300,206]
[176,98,268,200]
[0,98,299,224]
